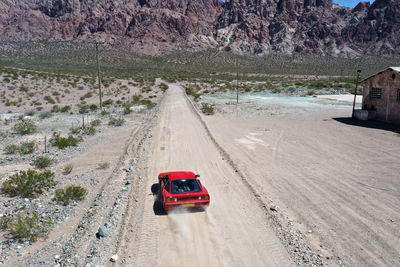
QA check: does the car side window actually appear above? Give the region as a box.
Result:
[197,179,203,188]
[164,180,170,192]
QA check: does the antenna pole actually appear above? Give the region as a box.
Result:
[95,41,103,109]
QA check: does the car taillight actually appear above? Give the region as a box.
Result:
[204,195,209,200]
[166,197,172,203]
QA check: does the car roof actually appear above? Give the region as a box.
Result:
[159,171,196,181]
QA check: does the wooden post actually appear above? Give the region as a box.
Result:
[95,41,103,109]
[44,136,47,153]
[352,70,362,119]
[236,58,239,104]
[82,115,85,128]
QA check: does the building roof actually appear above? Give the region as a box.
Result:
[361,67,400,82]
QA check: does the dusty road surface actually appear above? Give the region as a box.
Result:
[203,105,400,266]
[118,84,294,266]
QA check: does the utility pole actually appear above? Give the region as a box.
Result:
[352,69,362,119]
[236,58,239,104]
[95,41,103,109]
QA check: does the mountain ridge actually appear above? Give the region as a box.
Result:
[0,0,398,57]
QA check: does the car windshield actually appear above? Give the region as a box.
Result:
[171,179,202,194]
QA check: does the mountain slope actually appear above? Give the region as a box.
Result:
[0,0,399,56]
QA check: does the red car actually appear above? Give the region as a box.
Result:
[158,171,210,211]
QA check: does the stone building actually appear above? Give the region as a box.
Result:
[359,67,400,124]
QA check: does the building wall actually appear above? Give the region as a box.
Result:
[362,69,400,124]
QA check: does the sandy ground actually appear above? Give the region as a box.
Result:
[203,102,400,266]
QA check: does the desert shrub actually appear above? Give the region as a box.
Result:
[19,86,29,93]
[24,110,35,116]
[159,83,169,92]
[89,104,98,111]
[1,169,56,198]
[131,95,156,109]
[186,87,201,101]
[100,110,109,116]
[123,104,132,115]
[108,117,125,126]
[90,119,101,127]
[50,133,82,149]
[140,99,156,109]
[201,103,215,115]
[272,88,281,94]
[4,144,18,154]
[60,105,71,113]
[80,92,93,101]
[43,95,56,104]
[13,120,37,135]
[309,80,328,89]
[0,210,52,242]
[34,156,54,169]
[0,216,12,231]
[82,125,96,136]
[62,164,73,175]
[55,185,87,205]
[18,141,37,155]
[306,90,316,96]
[70,127,81,135]
[98,162,110,169]
[51,105,60,113]
[103,99,114,106]
[78,104,89,114]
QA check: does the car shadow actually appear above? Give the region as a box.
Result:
[151,183,168,216]
[333,117,400,133]
[151,183,207,215]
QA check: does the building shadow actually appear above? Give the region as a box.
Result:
[333,117,400,133]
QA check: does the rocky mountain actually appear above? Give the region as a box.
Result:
[0,0,399,56]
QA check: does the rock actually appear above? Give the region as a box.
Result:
[97,225,109,238]
[40,259,52,265]
[270,206,279,212]
[110,254,119,262]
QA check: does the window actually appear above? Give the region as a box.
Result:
[370,88,382,99]
[171,179,202,194]
[164,180,170,192]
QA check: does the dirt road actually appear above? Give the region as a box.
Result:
[118,84,294,266]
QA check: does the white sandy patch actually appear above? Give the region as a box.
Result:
[316,94,362,103]
[235,134,269,150]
